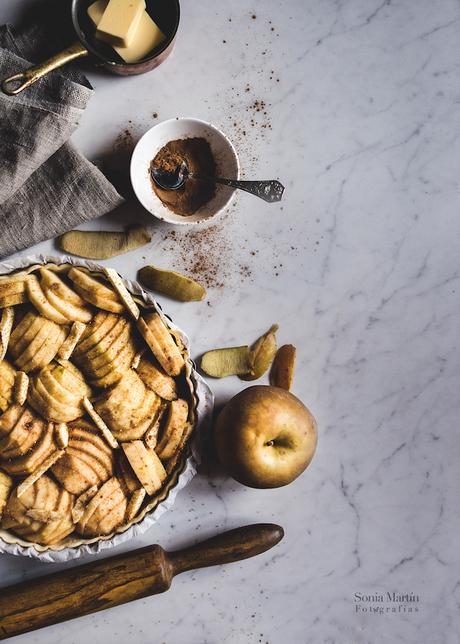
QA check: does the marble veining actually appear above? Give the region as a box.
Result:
[0,0,459,642]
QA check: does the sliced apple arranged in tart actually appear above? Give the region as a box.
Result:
[0,272,30,308]
[73,312,138,387]
[9,311,67,372]
[94,369,162,441]
[27,269,92,325]
[76,476,128,537]
[68,267,124,313]
[0,405,47,464]
[52,419,114,495]
[0,264,194,547]
[0,410,59,477]
[2,475,74,546]
[136,355,178,401]
[0,360,16,412]
[28,360,91,423]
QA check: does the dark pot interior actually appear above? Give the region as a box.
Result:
[72,0,180,69]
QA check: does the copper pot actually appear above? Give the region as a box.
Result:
[1,0,180,96]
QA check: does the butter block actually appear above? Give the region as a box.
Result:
[117,11,166,62]
[88,0,166,63]
[96,0,146,47]
[88,0,107,25]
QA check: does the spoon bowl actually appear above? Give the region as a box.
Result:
[151,161,188,190]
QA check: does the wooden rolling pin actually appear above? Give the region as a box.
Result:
[0,523,283,640]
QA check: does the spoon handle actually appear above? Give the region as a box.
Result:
[195,176,285,202]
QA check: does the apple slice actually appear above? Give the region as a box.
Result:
[94,370,161,440]
[54,422,69,449]
[0,293,28,307]
[0,470,13,518]
[163,420,194,476]
[39,268,92,324]
[50,361,91,398]
[0,307,14,361]
[76,476,128,537]
[67,266,125,312]
[83,398,119,449]
[0,272,30,307]
[28,374,84,423]
[70,282,125,314]
[137,312,184,377]
[105,268,140,320]
[156,399,189,460]
[125,488,146,522]
[74,312,117,354]
[1,420,58,477]
[8,311,44,357]
[0,273,27,290]
[0,404,25,439]
[3,475,74,546]
[72,485,99,523]
[121,441,166,495]
[143,402,167,450]
[85,317,130,363]
[13,323,56,370]
[135,356,177,400]
[68,267,122,300]
[0,360,16,412]
[26,509,65,523]
[39,268,87,307]
[13,371,29,406]
[0,405,45,460]
[92,332,136,376]
[19,325,67,373]
[16,449,65,498]
[26,275,69,325]
[58,321,87,361]
[43,281,92,324]
[90,342,136,388]
[52,419,114,496]
[33,367,76,406]
[118,452,143,493]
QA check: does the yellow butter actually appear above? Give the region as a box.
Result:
[96,0,146,47]
[88,0,107,24]
[88,0,166,63]
[117,11,165,62]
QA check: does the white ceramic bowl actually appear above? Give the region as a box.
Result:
[130,118,240,225]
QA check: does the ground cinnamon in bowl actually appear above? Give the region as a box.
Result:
[150,138,216,216]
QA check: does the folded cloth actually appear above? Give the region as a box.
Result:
[0,8,123,259]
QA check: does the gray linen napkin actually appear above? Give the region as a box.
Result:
[0,15,124,258]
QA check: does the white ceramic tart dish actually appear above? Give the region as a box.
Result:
[0,255,213,563]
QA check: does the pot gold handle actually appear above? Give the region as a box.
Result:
[1,41,89,96]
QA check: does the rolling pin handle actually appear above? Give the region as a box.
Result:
[168,523,284,576]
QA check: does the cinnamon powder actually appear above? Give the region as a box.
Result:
[150,138,216,216]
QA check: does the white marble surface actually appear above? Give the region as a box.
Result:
[0,0,459,642]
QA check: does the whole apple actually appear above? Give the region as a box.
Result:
[214,385,317,488]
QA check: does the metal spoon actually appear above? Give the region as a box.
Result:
[151,161,284,203]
